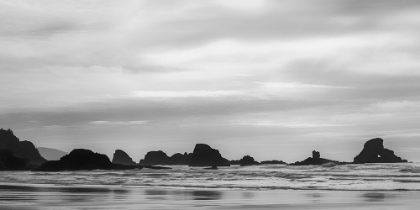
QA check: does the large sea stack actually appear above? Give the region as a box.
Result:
[353,138,407,164]
[112,149,136,165]
[0,128,46,166]
[37,149,142,171]
[189,144,230,167]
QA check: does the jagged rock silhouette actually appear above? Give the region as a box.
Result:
[0,128,46,166]
[112,149,136,165]
[353,138,407,163]
[189,144,230,167]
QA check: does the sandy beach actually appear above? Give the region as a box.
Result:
[0,183,418,210]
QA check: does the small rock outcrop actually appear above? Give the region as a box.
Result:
[260,160,287,165]
[36,149,142,171]
[0,149,28,170]
[112,149,136,165]
[291,150,341,165]
[139,151,192,165]
[240,155,259,166]
[189,144,230,167]
[353,138,407,164]
[0,128,46,166]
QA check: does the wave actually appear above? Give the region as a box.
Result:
[1,163,420,191]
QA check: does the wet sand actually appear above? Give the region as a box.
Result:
[0,183,418,210]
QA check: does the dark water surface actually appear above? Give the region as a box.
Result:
[0,183,418,210]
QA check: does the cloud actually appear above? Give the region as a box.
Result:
[127,90,244,98]
[257,82,354,90]
[230,120,349,128]
[89,120,148,126]
[1,0,420,161]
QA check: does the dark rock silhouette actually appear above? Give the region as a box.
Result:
[38,147,67,161]
[240,155,259,166]
[143,165,172,170]
[0,128,46,166]
[229,160,240,165]
[169,152,193,165]
[0,149,28,170]
[353,138,407,164]
[139,150,169,165]
[260,160,287,165]
[189,144,230,167]
[36,149,142,171]
[139,151,192,165]
[312,150,320,159]
[112,149,136,165]
[204,165,218,170]
[291,150,341,165]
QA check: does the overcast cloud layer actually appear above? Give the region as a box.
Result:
[1,0,420,162]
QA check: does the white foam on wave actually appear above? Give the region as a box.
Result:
[1,163,420,191]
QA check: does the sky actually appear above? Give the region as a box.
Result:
[1,0,420,163]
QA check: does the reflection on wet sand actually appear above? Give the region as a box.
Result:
[362,192,396,202]
[0,184,418,210]
[145,188,223,201]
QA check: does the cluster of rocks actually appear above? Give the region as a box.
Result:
[36,149,142,171]
[139,151,192,165]
[1,127,409,171]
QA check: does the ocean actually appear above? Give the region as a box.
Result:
[1,163,420,209]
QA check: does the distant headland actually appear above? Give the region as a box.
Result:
[0,128,408,171]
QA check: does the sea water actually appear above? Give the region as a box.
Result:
[1,163,420,191]
[1,163,420,209]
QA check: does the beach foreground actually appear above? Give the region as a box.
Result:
[0,183,419,210]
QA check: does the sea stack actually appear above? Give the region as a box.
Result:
[139,150,169,165]
[240,155,259,166]
[189,144,230,167]
[0,128,46,166]
[353,138,407,164]
[291,150,340,165]
[112,149,136,165]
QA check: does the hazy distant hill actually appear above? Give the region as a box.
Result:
[38,147,67,161]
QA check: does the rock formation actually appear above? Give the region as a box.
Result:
[229,160,240,165]
[169,152,192,165]
[139,150,169,165]
[0,128,46,166]
[260,160,287,165]
[353,138,407,164]
[0,149,28,170]
[189,144,230,167]
[36,149,142,171]
[37,147,67,161]
[291,150,341,165]
[139,151,192,165]
[240,155,259,166]
[112,149,136,165]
